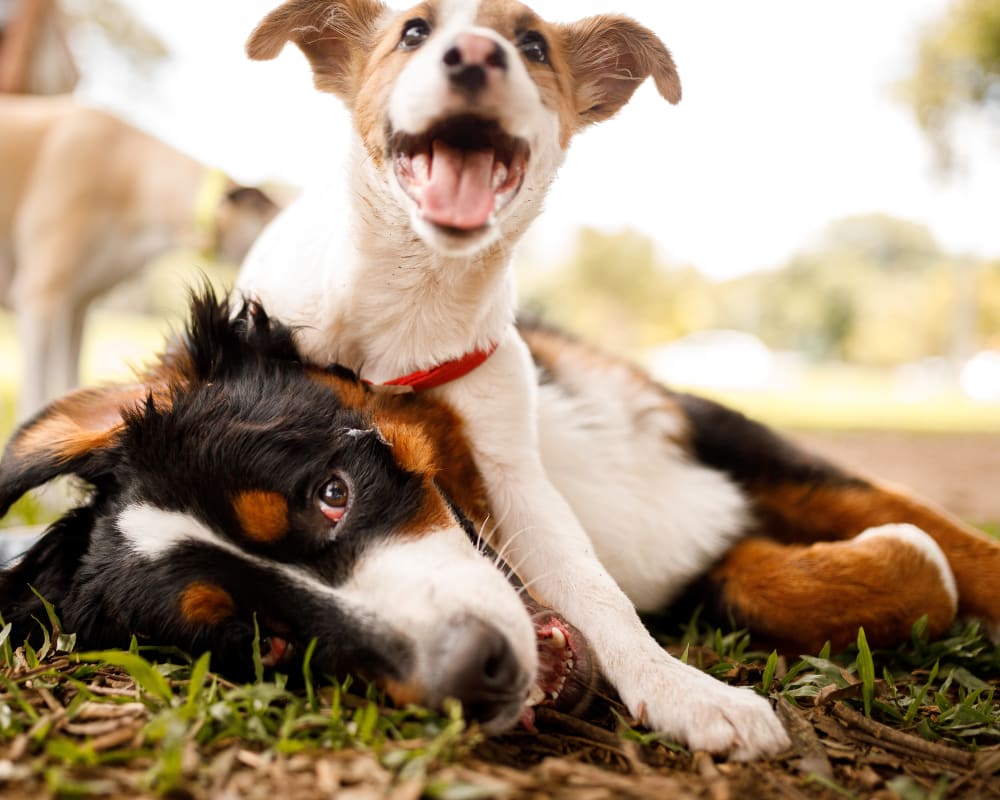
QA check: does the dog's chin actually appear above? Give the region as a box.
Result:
[410,212,502,257]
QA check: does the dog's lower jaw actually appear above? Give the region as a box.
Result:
[410,213,503,257]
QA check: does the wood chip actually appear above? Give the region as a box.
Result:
[315,757,341,795]
[65,719,135,737]
[75,701,147,720]
[88,724,143,752]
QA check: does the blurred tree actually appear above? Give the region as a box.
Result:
[520,228,715,356]
[816,214,941,272]
[717,215,954,364]
[520,217,996,368]
[979,261,1000,348]
[896,2,998,363]
[897,0,1000,170]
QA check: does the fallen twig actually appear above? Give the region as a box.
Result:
[830,702,973,769]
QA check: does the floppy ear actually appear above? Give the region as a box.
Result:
[224,186,281,217]
[246,0,388,102]
[0,384,149,516]
[559,14,681,127]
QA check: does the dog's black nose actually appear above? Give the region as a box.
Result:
[443,34,507,95]
[437,617,523,726]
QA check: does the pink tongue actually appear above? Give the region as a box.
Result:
[421,141,496,230]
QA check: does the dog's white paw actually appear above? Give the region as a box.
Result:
[620,655,790,761]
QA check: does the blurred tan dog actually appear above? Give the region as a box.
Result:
[0,94,279,420]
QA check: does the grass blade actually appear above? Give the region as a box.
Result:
[857,627,876,718]
[78,650,173,703]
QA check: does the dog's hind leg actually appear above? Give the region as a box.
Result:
[706,525,958,655]
[677,392,1000,644]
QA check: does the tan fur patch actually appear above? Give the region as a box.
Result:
[246,0,391,102]
[375,419,439,478]
[710,535,956,654]
[233,490,289,543]
[750,481,1000,633]
[306,367,370,409]
[179,582,236,626]
[372,416,454,534]
[12,384,150,465]
[556,13,681,129]
[369,394,492,535]
[352,3,434,165]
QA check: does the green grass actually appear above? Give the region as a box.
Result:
[0,620,476,797]
[3,601,998,798]
[693,370,1000,433]
[663,610,1000,748]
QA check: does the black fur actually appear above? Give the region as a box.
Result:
[0,292,454,682]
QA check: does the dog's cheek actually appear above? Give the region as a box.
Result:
[352,41,416,165]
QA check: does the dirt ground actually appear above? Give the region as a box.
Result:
[791,431,1000,525]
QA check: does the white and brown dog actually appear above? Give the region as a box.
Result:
[237,0,1000,759]
[0,94,280,421]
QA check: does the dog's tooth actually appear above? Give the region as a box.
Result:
[492,162,508,191]
[566,658,574,671]
[527,684,546,707]
[549,627,566,649]
[412,152,430,183]
[548,690,559,701]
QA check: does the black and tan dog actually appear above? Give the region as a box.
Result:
[1,293,998,749]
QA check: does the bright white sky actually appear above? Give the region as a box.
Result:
[73,0,1000,279]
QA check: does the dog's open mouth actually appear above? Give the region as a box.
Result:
[521,596,596,729]
[391,114,529,233]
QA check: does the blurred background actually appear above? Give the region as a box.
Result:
[1,0,998,528]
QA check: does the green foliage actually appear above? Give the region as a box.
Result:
[2,586,1000,796]
[897,0,1000,169]
[520,227,717,357]
[519,216,999,369]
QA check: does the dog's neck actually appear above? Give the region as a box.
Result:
[312,137,534,384]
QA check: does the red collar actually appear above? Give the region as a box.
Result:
[371,342,498,393]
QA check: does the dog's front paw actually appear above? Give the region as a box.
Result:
[622,658,790,761]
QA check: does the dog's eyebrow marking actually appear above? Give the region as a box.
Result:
[372,420,437,478]
[233,490,289,543]
[117,504,350,604]
[179,582,236,626]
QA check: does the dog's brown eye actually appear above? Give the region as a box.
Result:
[318,477,349,523]
[518,30,549,65]
[400,18,431,50]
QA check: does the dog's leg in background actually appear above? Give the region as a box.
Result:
[678,393,1000,647]
[13,272,86,421]
[449,337,790,760]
